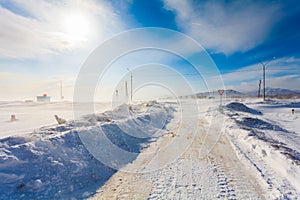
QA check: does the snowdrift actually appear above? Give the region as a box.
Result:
[0,102,175,199]
[226,102,262,115]
[224,101,300,198]
[237,117,288,132]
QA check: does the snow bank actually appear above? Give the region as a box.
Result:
[0,101,174,199]
[0,129,115,199]
[226,102,262,115]
[224,100,300,198]
[237,117,289,132]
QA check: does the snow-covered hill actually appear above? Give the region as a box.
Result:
[185,88,300,99]
[247,87,300,98]
[191,89,246,98]
[265,87,300,96]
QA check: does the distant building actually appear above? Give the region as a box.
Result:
[36,93,51,102]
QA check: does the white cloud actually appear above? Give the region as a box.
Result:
[266,75,300,90]
[227,74,300,93]
[0,71,75,101]
[218,57,300,91]
[0,0,125,58]
[163,0,281,54]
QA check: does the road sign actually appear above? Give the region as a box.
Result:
[218,89,225,106]
[218,89,224,95]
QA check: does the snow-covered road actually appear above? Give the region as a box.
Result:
[90,99,300,200]
[90,101,263,199]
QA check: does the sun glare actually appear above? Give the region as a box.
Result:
[62,13,91,45]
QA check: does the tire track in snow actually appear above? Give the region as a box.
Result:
[207,133,263,200]
[147,156,213,200]
[208,155,237,199]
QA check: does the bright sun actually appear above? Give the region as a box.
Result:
[62,13,91,45]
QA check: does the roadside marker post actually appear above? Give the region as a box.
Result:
[218,89,224,106]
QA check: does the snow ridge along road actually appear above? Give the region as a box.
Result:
[0,101,175,199]
[224,100,300,199]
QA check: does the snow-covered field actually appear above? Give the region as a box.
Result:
[0,98,300,199]
[0,101,111,138]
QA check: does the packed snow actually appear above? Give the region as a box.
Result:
[0,98,300,199]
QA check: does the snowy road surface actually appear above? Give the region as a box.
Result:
[90,100,265,199]
[90,99,300,200]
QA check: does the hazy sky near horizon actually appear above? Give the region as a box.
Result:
[0,0,299,101]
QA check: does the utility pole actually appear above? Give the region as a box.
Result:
[218,90,224,106]
[258,57,275,101]
[130,73,133,103]
[263,63,266,100]
[127,68,133,103]
[125,81,128,100]
[258,80,261,98]
[60,80,64,101]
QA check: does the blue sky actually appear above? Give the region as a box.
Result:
[0,0,299,101]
